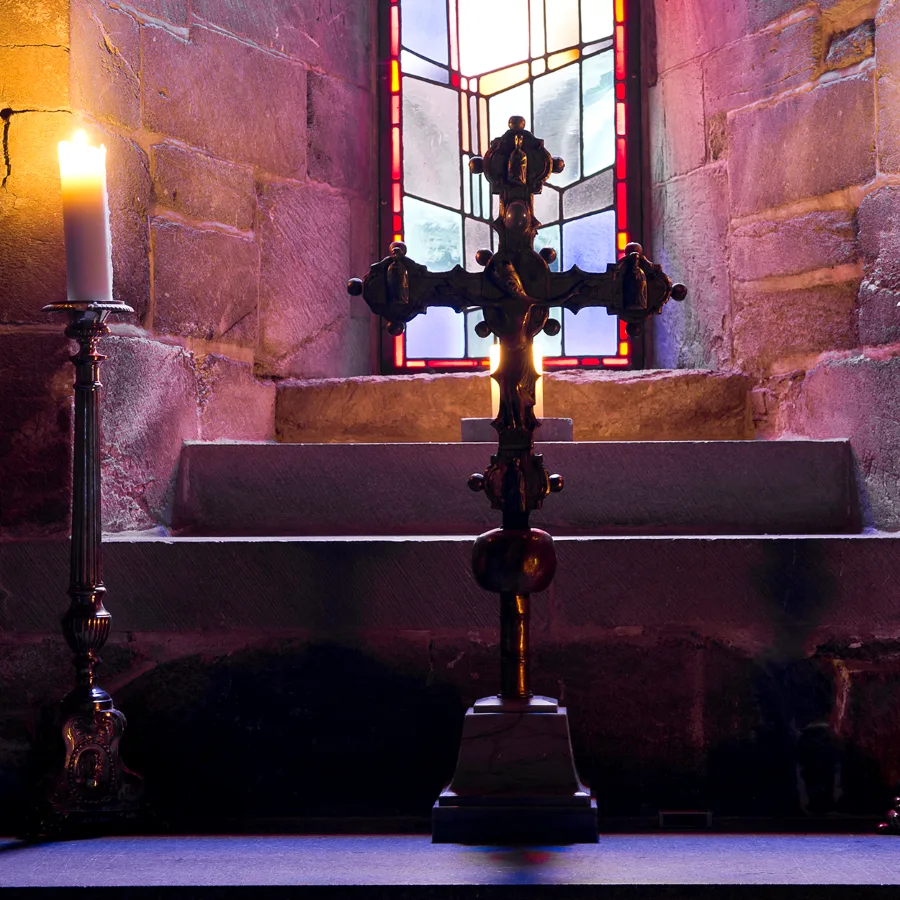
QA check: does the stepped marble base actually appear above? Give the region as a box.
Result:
[460,418,574,442]
[432,695,598,844]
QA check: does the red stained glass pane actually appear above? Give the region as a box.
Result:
[392,95,400,124]
[616,102,626,135]
[390,5,399,57]
[615,27,626,79]
[394,335,404,366]
[581,357,600,365]
[393,214,403,232]
[616,137,626,178]
[451,71,460,87]
[391,126,401,178]
[616,182,627,227]
[392,182,402,212]
[603,356,629,366]
[616,81,625,100]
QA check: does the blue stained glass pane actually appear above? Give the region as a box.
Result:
[563,306,617,356]
[407,306,466,358]
[401,0,448,64]
[562,209,616,271]
[533,64,581,187]
[404,196,462,270]
[534,306,563,356]
[400,50,450,83]
[534,225,560,272]
[582,52,615,176]
[403,77,460,208]
[582,0,614,42]
[464,217,491,272]
[466,309,494,357]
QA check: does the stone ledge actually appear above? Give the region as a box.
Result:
[3,534,897,636]
[275,370,753,443]
[173,439,857,537]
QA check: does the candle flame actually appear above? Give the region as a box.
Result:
[58,130,107,182]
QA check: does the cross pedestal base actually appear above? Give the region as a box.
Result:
[460,418,574,442]
[432,695,598,844]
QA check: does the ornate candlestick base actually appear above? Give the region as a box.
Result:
[433,695,597,844]
[35,299,143,833]
[461,418,574,442]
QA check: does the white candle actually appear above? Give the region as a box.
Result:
[489,342,501,418]
[58,130,113,303]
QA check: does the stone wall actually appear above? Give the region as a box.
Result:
[648,0,900,528]
[0,0,378,537]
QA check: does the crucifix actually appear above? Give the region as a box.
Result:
[349,116,686,843]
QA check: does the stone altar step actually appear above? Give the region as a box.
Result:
[172,439,858,536]
[274,369,753,443]
[1,835,898,893]
[3,534,895,633]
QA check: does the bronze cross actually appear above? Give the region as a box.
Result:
[349,116,686,699]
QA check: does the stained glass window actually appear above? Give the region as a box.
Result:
[380,0,640,372]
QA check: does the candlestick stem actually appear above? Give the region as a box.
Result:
[38,299,142,832]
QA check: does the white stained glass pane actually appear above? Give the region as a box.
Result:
[533,64,581,187]
[458,0,529,76]
[471,171,482,219]
[563,307,617,356]
[546,0,580,52]
[403,77,461,209]
[534,184,560,225]
[464,217,492,272]
[407,306,466,358]
[404,195,463,270]
[582,52,615,177]
[466,309,494,358]
[534,224,560,272]
[483,177,492,219]
[582,0,614,42]
[488,82,531,149]
[562,168,614,219]
[562,209,615,272]
[401,50,450,83]
[583,38,613,56]
[401,0,448,64]
[534,306,563,357]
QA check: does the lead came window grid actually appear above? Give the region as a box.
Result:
[382,0,638,372]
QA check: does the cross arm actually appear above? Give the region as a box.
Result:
[347,241,503,333]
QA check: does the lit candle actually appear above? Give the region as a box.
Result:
[489,342,501,418]
[58,130,113,303]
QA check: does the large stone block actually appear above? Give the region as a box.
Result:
[650,165,732,369]
[307,73,376,194]
[275,370,752,443]
[256,180,356,377]
[98,126,152,322]
[649,60,705,184]
[703,15,821,117]
[100,336,199,531]
[733,280,860,374]
[196,354,275,441]
[729,72,875,216]
[729,210,859,282]
[653,0,750,73]
[825,19,875,72]
[858,185,900,290]
[151,218,259,346]
[877,4,900,173]
[151,142,256,230]
[0,334,72,539]
[748,0,848,31]
[793,353,900,528]
[0,0,68,46]
[0,111,70,322]
[0,45,69,108]
[70,0,140,129]
[190,0,374,87]
[858,281,900,346]
[142,25,307,178]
